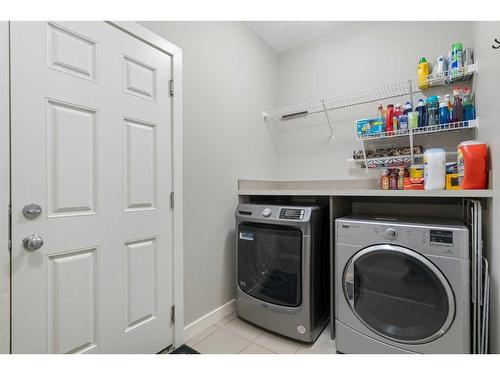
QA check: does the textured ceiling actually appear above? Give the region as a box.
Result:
[244,21,356,53]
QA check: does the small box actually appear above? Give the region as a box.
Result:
[446,173,460,190]
[356,117,384,136]
[404,177,425,190]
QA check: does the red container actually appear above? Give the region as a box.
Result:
[385,104,394,133]
[457,141,488,189]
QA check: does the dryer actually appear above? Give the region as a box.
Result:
[235,203,330,343]
[335,215,470,354]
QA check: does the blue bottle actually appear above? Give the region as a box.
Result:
[416,99,427,127]
[439,101,450,124]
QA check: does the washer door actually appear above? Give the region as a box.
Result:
[237,223,302,307]
[343,244,455,344]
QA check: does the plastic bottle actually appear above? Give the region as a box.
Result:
[380,169,390,190]
[424,148,446,190]
[439,101,450,124]
[385,104,394,133]
[451,43,464,81]
[397,168,405,190]
[389,169,398,190]
[451,86,463,124]
[445,94,452,111]
[417,57,430,90]
[403,101,412,115]
[457,141,487,189]
[426,96,439,126]
[377,103,384,118]
[462,86,476,121]
[416,98,427,127]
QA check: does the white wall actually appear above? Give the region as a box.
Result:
[471,21,500,353]
[139,22,278,327]
[274,22,473,180]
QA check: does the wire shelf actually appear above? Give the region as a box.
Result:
[357,119,478,141]
[348,154,423,169]
[420,63,478,90]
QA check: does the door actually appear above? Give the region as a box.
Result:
[10,21,173,353]
[237,223,302,307]
[343,244,455,344]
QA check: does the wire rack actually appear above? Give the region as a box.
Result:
[263,63,477,139]
[357,119,479,141]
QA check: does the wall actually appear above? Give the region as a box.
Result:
[471,21,500,353]
[140,22,278,327]
[274,22,473,180]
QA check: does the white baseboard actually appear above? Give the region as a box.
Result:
[183,299,235,342]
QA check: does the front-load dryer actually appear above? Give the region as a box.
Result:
[235,203,330,343]
[335,215,470,354]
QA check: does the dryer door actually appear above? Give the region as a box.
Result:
[343,244,455,344]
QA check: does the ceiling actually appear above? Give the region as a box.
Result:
[244,21,356,53]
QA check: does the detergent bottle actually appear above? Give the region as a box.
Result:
[417,57,430,90]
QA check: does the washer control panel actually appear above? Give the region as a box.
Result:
[279,208,305,220]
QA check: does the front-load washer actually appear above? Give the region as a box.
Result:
[335,215,470,354]
[235,203,330,343]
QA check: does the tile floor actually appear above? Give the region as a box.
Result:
[186,312,336,354]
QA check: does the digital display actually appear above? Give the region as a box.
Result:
[279,208,304,219]
[430,230,453,245]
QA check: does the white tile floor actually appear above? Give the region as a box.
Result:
[186,312,336,354]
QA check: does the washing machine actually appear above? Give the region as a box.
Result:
[335,215,470,354]
[235,203,330,343]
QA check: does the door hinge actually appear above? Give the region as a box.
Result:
[170,305,175,324]
[169,79,174,97]
[170,191,174,210]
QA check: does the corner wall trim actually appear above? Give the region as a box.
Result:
[183,299,235,342]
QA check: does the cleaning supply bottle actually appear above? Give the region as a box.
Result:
[393,103,401,131]
[417,57,430,90]
[416,98,427,127]
[451,43,464,81]
[451,86,463,124]
[462,86,476,121]
[403,101,413,115]
[424,148,446,190]
[457,141,488,189]
[377,103,384,118]
[385,104,394,133]
[439,100,450,124]
[426,96,439,126]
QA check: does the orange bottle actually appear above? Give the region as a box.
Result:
[457,141,488,189]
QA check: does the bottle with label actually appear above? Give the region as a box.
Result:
[451,86,463,124]
[377,103,384,118]
[451,43,464,81]
[380,169,390,190]
[403,101,413,115]
[417,57,430,90]
[385,104,394,133]
[439,101,450,124]
[462,86,476,121]
[416,98,427,127]
[426,95,439,126]
[397,168,405,190]
[389,169,398,190]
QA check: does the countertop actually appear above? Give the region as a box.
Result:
[238,179,494,198]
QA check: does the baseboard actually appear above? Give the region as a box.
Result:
[183,299,235,342]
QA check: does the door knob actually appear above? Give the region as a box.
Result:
[23,203,42,219]
[23,234,44,251]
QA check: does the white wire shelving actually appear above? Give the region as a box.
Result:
[263,63,478,139]
[355,119,478,171]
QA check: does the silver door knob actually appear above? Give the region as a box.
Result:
[23,234,44,251]
[23,203,42,219]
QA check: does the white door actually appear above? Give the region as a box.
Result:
[10,21,173,353]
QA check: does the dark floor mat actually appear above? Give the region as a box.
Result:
[170,345,200,354]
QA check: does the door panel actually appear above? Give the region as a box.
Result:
[11,21,173,353]
[344,245,454,344]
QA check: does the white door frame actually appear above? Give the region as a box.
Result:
[0,21,10,355]
[0,21,184,353]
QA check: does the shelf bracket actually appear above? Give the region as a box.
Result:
[321,99,335,139]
